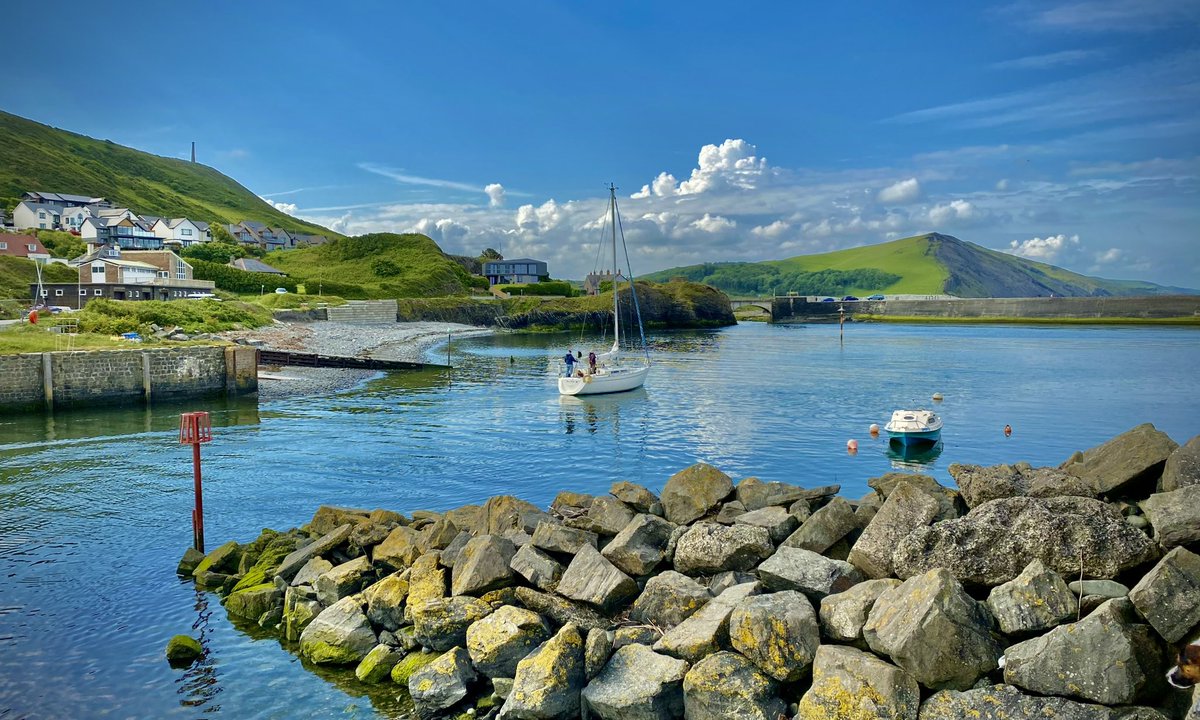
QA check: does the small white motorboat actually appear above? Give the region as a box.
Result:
[884,409,943,446]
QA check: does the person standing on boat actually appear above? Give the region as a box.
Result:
[587,351,598,374]
[563,350,576,377]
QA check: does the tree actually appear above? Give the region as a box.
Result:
[479,248,503,261]
[209,223,237,245]
[182,242,247,263]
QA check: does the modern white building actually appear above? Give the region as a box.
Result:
[12,201,63,230]
[152,218,211,246]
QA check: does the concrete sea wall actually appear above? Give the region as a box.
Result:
[0,345,258,413]
[772,295,1200,323]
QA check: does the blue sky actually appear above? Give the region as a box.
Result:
[3,1,1197,285]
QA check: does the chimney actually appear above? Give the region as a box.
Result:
[191,142,196,163]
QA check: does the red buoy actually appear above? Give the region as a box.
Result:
[1004,424,1012,437]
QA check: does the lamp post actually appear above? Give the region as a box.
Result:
[179,412,214,552]
[260,284,264,296]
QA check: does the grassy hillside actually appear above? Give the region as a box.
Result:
[645,233,1193,298]
[0,255,78,300]
[266,233,487,297]
[0,110,335,238]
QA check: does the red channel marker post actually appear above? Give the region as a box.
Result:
[179,412,214,553]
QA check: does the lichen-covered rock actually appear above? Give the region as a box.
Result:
[310,505,371,537]
[283,585,320,642]
[819,578,901,645]
[411,596,492,652]
[729,590,820,682]
[530,521,597,556]
[355,643,404,683]
[556,544,638,611]
[291,557,333,587]
[509,544,564,592]
[584,627,612,680]
[733,505,799,544]
[452,535,517,596]
[409,646,477,719]
[1003,598,1164,705]
[672,522,773,575]
[582,643,688,720]
[499,623,586,719]
[1061,423,1178,496]
[682,651,785,720]
[950,463,1096,508]
[920,683,1114,720]
[566,495,636,537]
[466,605,551,679]
[364,570,409,632]
[630,571,712,630]
[316,555,372,606]
[795,644,919,720]
[407,552,448,608]
[192,540,242,587]
[601,513,674,576]
[782,497,858,553]
[1162,435,1200,492]
[654,582,759,662]
[848,483,940,579]
[758,546,862,601]
[481,495,544,536]
[374,525,425,571]
[614,625,662,649]
[610,480,659,513]
[439,531,472,568]
[892,496,1160,587]
[277,524,352,581]
[661,463,733,525]
[736,477,837,511]
[863,569,1001,691]
[390,649,437,684]
[176,547,205,577]
[986,559,1078,635]
[512,587,611,633]
[1142,485,1200,549]
[165,635,202,666]
[298,595,377,665]
[1129,547,1200,644]
[224,583,282,622]
[868,472,961,521]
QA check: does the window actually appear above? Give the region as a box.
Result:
[0,242,6,249]
[92,263,106,276]
[176,259,187,279]
[181,228,192,236]
[79,289,87,296]
[94,289,102,295]
[40,290,47,297]
[158,271,169,278]
[39,222,46,229]
[27,244,37,252]
[55,289,63,296]
[38,211,46,219]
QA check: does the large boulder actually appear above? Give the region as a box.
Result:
[736,477,838,511]
[601,513,675,576]
[481,495,544,536]
[920,684,1116,720]
[795,644,919,720]
[509,544,564,592]
[407,552,448,607]
[1162,435,1200,491]
[893,496,1160,587]
[950,463,1096,508]
[411,596,492,652]
[819,578,901,646]
[733,506,798,544]
[758,546,862,601]
[654,582,759,662]
[291,557,333,587]
[363,570,409,631]
[298,595,377,665]
[729,590,820,682]
[555,544,638,611]
[223,583,282,622]
[610,480,659,513]
[1128,547,1200,644]
[1141,485,1200,549]
[530,521,598,556]
[682,651,785,720]
[782,497,857,553]
[1003,598,1165,705]
[863,569,1001,691]
[409,646,478,719]
[1061,423,1178,496]
[283,585,321,642]
[309,505,372,537]
[499,623,586,720]
[315,555,372,606]
[660,463,733,525]
[512,587,610,632]
[581,644,689,720]
[673,522,773,575]
[354,643,404,683]
[584,627,612,680]
[451,535,517,596]
[566,495,636,537]
[374,525,425,571]
[466,605,552,679]
[848,482,940,579]
[868,472,961,521]
[192,540,242,587]
[986,559,1077,636]
[630,571,712,630]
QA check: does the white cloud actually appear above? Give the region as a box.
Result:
[690,214,736,233]
[515,199,566,234]
[1007,233,1081,262]
[751,220,791,239]
[878,178,922,204]
[990,49,1102,70]
[411,218,470,249]
[1012,0,1200,32]
[670,139,770,195]
[927,199,982,226]
[996,178,1010,191]
[484,183,506,208]
[1094,247,1124,264]
[263,198,297,215]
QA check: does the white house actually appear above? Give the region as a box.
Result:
[81,214,163,251]
[152,218,210,247]
[12,201,63,230]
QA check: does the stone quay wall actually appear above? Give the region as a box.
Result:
[0,345,258,413]
[326,300,398,324]
[772,294,1200,323]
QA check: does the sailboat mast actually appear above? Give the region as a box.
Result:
[610,184,620,353]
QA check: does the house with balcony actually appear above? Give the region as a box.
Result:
[81,214,163,251]
[152,218,211,247]
[483,258,549,286]
[34,246,215,308]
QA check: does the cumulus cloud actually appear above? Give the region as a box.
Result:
[751,220,791,239]
[264,198,298,215]
[928,199,982,225]
[515,199,566,234]
[996,178,1010,191]
[1007,233,1081,262]
[411,218,470,249]
[691,214,736,233]
[878,178,922,204]
[484,183,506,208]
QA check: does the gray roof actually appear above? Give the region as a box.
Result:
[230,258,285,274]
[26,191,103,205]
[193,221,210,231]
[242,220,267,232]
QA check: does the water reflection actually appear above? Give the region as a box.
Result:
[175,587,221,713]
[558,390,645,436]
[886,440,944,471]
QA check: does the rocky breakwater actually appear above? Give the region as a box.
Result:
[176,423,1200,720]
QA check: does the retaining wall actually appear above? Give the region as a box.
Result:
[325,300,398,324]
[0,345,259,413]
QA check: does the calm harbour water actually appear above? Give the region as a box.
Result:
[1,321,1197,719]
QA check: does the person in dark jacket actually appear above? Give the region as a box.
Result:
[563,350,576,377]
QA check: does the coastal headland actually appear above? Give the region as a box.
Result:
[179,423,1200,719]
[772,294,1200,324]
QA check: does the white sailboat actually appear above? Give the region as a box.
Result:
[558,185,650,396]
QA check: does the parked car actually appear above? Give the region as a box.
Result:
[821,297,835,302]
[842,295,859,301]
[275,287,288,294]
[867,294,885,300]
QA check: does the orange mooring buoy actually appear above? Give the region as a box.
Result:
[847,439,859,455]
[1004,424,1012,437]
[868,423,880,437]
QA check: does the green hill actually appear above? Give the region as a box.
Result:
[266,233,487,297]
[643,233,1194,298]
[0,110,335,238]
[0,255,78,301]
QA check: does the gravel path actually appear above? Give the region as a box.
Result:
[223,320,492,401]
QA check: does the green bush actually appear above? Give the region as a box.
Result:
[183,242,249,263]
[372,259,401,277]
[189,258,300,293]
[497,281,574,297]
[34,229,87,260]
[76,298,272,334]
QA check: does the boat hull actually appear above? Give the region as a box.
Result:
[558,366,649,396]
[887,429,942,446]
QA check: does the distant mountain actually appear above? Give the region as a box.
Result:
[0,110,334,237]
[642,233,1195,298]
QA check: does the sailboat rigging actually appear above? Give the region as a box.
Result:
[557,184,650,396]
